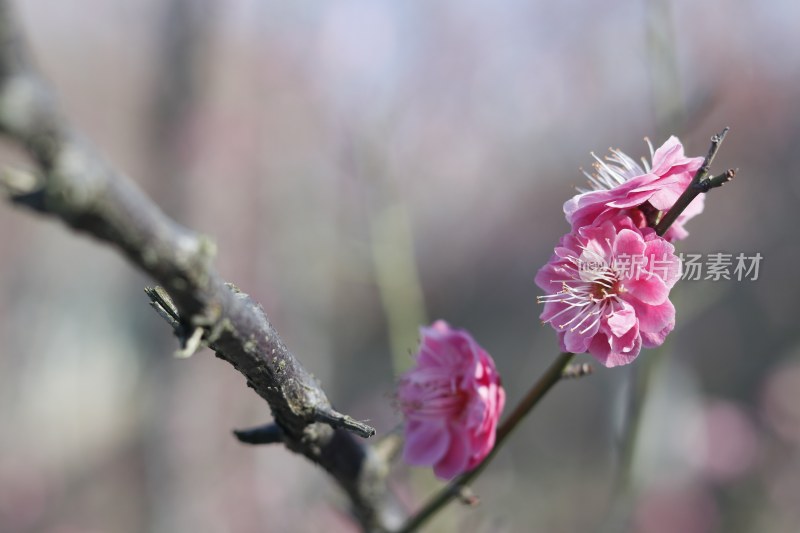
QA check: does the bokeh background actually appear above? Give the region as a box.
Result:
[1,0,798,532]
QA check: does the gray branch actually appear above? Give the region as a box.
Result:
[0,2,400,530]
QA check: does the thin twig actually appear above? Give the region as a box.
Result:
[696,168,735,192]
[654,127,733,236]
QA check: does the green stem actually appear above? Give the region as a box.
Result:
[396,352,575,533]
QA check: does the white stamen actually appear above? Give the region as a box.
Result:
[576,140,653,193]
[540,248,624,333]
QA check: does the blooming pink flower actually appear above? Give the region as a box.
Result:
[398,321,505,480]
[535,218,681,367]
[564,136,704,242]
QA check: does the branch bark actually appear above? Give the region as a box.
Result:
[0,2,398,530]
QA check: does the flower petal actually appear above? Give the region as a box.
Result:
[403,420,450,466]
[433,428,471,480]
[641,321,674,348]
[587,331,612,366]
[563,321,596,353]
[624,275,669,306]
[605,330,642,367]
[613,228,646,263]
[607,306,636,337]
[637,299,676,336]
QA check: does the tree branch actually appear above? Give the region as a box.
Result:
[0,2,398,530]
[654,127,734,236]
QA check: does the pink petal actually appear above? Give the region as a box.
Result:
[649,136,684,175]
[613,228,646,261]
[641,321,674,348]
[636,299,676,335]
[583,220,626,258]
[607,307,636,337]
[605,332,642,367]
[663,223,688,242]
[418,325,474,368]
[535,262,565,293]
[403,421,450,466]
[539,301,571,325]
[587,332,612,366]
[643,238,681,288]
[564,189,615,222]
[417,335,451,366]
[562,322,595,353]
[555,331,569,353]
[606,189,655,209]
[433,428,470,480]
[624,275,669,306]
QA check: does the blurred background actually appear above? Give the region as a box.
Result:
[0,0,798,532]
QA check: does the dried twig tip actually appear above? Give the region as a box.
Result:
[713,127,731,144]
[696,168,736,192]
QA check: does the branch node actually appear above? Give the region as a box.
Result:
[456,486,480,507]
[695,168,736,192]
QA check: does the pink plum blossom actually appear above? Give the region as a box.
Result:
[398,321,505,480]
[535,218,682,367]
[564,136,704,242]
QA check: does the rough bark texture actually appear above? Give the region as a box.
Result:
[0,2,399,530]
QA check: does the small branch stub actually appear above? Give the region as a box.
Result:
[695,168,736,192]
[562,363,593,379]
[456,487,480,507]
[234,423,284,445]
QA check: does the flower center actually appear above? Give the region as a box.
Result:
[538,253,623,334]
[590,279,617,300]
